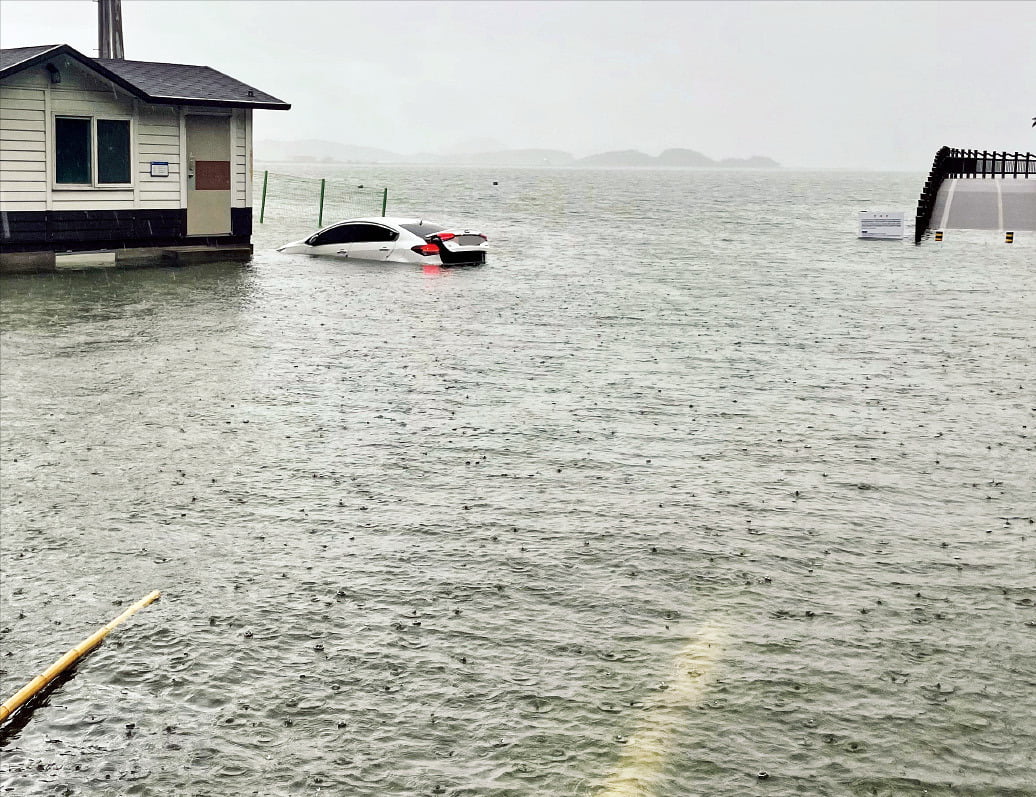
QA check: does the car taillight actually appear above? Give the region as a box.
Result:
[436,232,456,241]
[411,243,439,256]
[479,234,488,241]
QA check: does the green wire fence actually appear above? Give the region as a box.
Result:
[255,171,388,227]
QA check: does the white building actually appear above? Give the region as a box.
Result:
[0,44,289,272]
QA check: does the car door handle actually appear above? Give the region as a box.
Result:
[378,247,391,251]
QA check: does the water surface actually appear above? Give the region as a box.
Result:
[1,167,1034,796]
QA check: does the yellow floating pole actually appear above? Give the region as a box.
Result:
[0,589,160,725]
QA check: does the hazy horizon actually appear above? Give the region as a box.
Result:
[2,0,1033,171]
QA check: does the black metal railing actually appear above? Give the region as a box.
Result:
[944,148,1035,178]
[914,146,953,244]
[914,147,1035,243]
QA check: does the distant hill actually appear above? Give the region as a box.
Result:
[455,149,576,167]
[579,149,780,168]
[579,149,657,166]
[656,148,715,167]
[257,139,405,163]
[255,140,780,168]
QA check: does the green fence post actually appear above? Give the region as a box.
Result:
[381,187,388,217]
[259,170,268,223]
[318,178,326,227]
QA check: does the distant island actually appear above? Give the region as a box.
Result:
[256,140,780,169]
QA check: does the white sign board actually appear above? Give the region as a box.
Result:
[858,211,905,240]
[150,161,170,177]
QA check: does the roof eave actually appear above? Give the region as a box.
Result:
[147,96,291,111]
[0,44,70,80]
[0,44,152,102]
[1,44,290,110]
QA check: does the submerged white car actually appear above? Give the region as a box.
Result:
[277,217,488,266]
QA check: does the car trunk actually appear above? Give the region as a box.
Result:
[431,233,486,265]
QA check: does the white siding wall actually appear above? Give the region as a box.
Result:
[193,108,250,209]
[136,105,182,209]
[243,108,252,207]
[0,69,48,210]
[48,61,136,210]
[2,55,261,225]
[2,57,259,219]
[232,107,248,207]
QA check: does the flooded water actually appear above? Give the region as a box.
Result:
[1,167,1034,796]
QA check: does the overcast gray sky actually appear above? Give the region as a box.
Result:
[3,0,1033,169]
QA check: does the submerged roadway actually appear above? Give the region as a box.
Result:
[929,177,1036,232]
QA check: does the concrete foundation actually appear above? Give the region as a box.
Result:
[1,244,252,275]
[0,250,57,274]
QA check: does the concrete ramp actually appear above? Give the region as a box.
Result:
[930,178,1036,231]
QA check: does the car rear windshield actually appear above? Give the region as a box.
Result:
[401,222,446,237]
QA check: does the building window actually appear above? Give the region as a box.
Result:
[55,117,92,184]
[54,116,132,186]
[97,120,131,183]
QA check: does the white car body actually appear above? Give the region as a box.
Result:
[277,217,488,266]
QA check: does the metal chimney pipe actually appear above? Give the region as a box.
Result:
[111,0,124,59]
[98,0,125,59]
[98,0,109,58]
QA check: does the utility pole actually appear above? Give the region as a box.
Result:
[98,0,125,59]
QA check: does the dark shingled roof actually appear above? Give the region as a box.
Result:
[97,58,288,108]
[0,44,64,72]
[0,44,289,110]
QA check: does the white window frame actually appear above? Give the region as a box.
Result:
[52,114,135,190]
